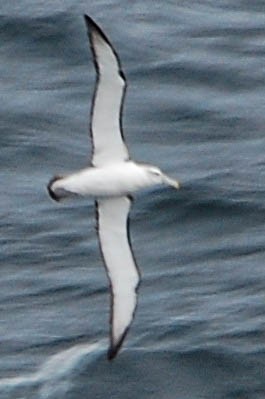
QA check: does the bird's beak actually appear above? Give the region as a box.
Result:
[163,175,180,189]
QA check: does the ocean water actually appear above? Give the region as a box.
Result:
[1,1,265,398]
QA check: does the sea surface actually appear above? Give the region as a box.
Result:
[1,1,265,398]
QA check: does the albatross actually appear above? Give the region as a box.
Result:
[47,15,180,360]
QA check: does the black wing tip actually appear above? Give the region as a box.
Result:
[83,14,103,33]
[107,329,129,361]
[83,14,94,28]
[47,176,62,202]
[107,346,118,361]
[83,14,112,45]
[83,14,99,37]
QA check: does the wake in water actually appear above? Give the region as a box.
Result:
[0,341,106,399]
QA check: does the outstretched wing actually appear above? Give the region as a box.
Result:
[96,196,140,360]
[84,15,129,167]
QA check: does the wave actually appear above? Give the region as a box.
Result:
[0,340,106,399]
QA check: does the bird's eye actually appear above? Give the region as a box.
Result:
[151,169,161,176]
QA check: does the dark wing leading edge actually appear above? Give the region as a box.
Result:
[96,197,140,360]
[84,15,129,167]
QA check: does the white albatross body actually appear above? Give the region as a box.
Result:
[48,15,180,360]
[51,161,179,198]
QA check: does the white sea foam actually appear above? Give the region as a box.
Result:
[0,340,106,398]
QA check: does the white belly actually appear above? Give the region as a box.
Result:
[53,161,151,198]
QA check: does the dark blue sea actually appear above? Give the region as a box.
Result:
[1,1,265,398]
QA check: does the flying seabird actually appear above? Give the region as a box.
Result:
[48,15,180,360]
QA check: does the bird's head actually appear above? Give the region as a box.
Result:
[144,166,180,189]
